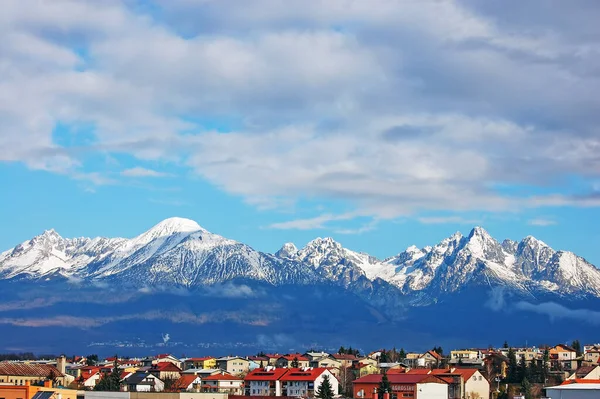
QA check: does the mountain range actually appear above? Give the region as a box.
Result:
[0,217,599,355]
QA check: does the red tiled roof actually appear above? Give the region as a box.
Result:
[0,362,64,378]
[204,373,243,381]
[354,374,444,384]
[387,368,407,374]
[175,374,200,389]
[426,351,443,360]
[406,369,431,375]
[245,368,290,381]
[153,362,182,372]
[432,368,478,380]
[156,354,173,359]
[280,368,328,381]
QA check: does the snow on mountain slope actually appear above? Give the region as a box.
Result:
[1,219,599,300]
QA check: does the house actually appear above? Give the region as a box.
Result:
[149,361,182,381]
[248,356,269,368]
[404,353,423,368]
[568,365,600,380]
[357,363,380,377]
[173,374,202,392]
[154,354,182,369]
[275,355,310,369]
[418,351,443,368]
[379,363,404,373]
[0,362,69,387]
[280,367,338,397]
[546,380,600,399]
[182,357,217,370]
[203,372,244,394]
[331,354,358,368]
[483,353,508,380]
[216,357,250,375]
[584,348,600,365]
[0,381,78,399]
[245,367,290,396]
[123,372,165,392]
[264,354,283,366]
[353,373,448,399]
[550,345,578,371]
[304,352,331,363]
[431,368,490,399]
[182,368,222,379]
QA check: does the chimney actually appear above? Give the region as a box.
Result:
[57,356,66,375]
[373,392,378,399]
[383,393,390,399]
[44,380,53,388]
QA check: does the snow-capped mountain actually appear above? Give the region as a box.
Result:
[1,218,599,300]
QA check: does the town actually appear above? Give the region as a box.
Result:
[1,343,598,399]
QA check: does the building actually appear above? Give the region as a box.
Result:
[244,367,289,396]
[275,355,310,369]
[550,345,578,371]
[358,364,380,377]
[304,352,331,364]
[583,348,600,365]
[202,372,244,394]
[173,375,203,392]
[280,367,338,397]
[546,380,600,399]
[353,373,448,399]
[0,362,69,387]
[154,354,182,369]
[182,369,222,379]
[123,372,165,392]
[431,369,489,399]
[216,357,249,375]
[149,362,182,381]
[418,351,443,368]
[182,357,217,370]
[568,366,600,381]
[331,354,358,368]
[0,381,78,399]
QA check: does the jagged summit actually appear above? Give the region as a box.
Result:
[0,223,599,300]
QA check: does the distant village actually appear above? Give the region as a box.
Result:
[1,342,599,399]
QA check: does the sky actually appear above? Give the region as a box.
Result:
[1,0,600,265]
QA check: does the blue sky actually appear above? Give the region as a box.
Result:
[1,0,600,264]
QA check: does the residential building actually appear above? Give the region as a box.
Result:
[313,357,342,369]
[123,372,165,392]
[568,366,600,381]
[353,373,448,399]
[379,363,404,373]
[304,352,331,364]
[0,381,78,399]
[202,372,244,394]
[182,357,217,370]
[546,380,600,399]
[154,354,182,369]
[216,357,249,375]
[418,351,443,368]
[244,367,289,396]
[331,354,358,368]
[149,362,182,381]
[275,355,310,369]
[404,353,422,368]
[583,348,600,365]
[248,357,269,368]
[550,345,578,371]
[358,364,380,377]
[181,369,222,379]
[173,375,202,392]
[0,362,70,387]
[264,354,282,366]
[431,369,490,399]
[280,368,338,397]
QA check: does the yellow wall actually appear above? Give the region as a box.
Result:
[201,359,216,370]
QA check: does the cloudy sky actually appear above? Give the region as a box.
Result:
[1,0,599,263]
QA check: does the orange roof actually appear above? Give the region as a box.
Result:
[427,350,443,360]
[175,374,200,389]
[153,362,182,372]
[280,354,309,361]
[204,373,242,381]
[386,368,407,374]
[245,368,289,381]
[332,354,358,360]
[562,379,600,385]
[0,362,64,378]
[406,369,431,375]
[431,368,478,380]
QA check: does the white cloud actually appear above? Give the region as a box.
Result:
[527,218,557,227]
[0,0,599,221]
[122,167,169,178]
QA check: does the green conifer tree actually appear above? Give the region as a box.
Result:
[315,375,335,399]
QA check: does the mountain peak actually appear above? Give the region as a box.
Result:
[275,243,298,259]
[147,217,203,236]
[305,237,341,249]
[468,226,492,240]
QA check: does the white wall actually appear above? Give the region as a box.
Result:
[417,382,448,399]
[314,370,339,396]
[464,371,490,399]
[546,388,600,399]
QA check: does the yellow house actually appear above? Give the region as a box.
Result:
[358,363,379,377]
[0,362,70,387]
[182,357,217,370]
